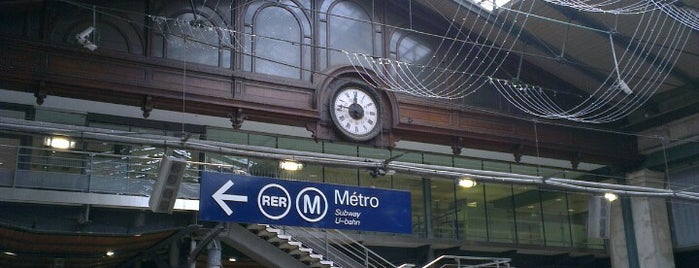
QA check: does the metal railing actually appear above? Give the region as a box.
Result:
[0,143,226,198]
[274,225,398,268]
[419,255,512,268]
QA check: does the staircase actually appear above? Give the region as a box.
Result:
[238,223,513,268]
[246,224,340,268]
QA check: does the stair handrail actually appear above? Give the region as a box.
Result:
[420,255,512,268]
[273,225,397,268]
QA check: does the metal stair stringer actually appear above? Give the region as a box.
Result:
[218,223,309,268]
[246,224,340,268]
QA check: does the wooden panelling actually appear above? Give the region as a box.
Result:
[48,55,146,82]
[400,105,453,126]
[0,48,41,72]
[0,39,638,165]
[238,82,313,110]
[151,70,232,98]
[458,112,515,135]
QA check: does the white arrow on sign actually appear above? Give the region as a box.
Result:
[213,180,248,216]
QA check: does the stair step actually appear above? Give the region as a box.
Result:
[246,224,268,231]
[288,245,313,255]
[298,253,324,262]
[309,260,336,268]
[257,228,284,238]
[266,234,292,243]
[277,240,304,251]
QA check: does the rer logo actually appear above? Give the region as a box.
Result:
[257,183,291,220]
[295,187,328,223]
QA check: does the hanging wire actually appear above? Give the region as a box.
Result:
[56,0,696,124]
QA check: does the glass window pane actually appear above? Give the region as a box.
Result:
[393,174,425,236]
[323,143,357,157]
[392,150,422,164]
[359,170,390,189]
[511,163,539,176]
[165,13,221,66]
[35,109,86,125]
[431,178,456,239]
[328,1,373,66]
[358,146,389,159]
[248,157,278,178]
[483,160,511,173]
[248,134,276,147]
[278,162,321,182]
[206,127,248,144]
[456,182,487,241]
[254,6,302,79]
[423,154,452,166]
[279,137,322,152]
[324,166,358,186]
[541,190,572,247]
[513,186,544,245]
[454,157,483,170]
[205,153,250,174]
[485,183,516,243]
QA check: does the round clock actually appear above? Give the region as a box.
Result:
[329,86,382,141]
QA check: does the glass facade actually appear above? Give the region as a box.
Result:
[0,102,609,252]
[204,125,606,250]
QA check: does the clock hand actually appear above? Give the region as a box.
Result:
[353,91,358,104]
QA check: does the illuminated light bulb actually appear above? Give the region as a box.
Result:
[604,192,618,202]
[44,136,75,149]
[458,178,477,188]
[279,160,303,171]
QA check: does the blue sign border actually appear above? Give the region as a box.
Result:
[199,172,412,234]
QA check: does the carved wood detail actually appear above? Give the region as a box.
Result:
[141,95,153,118]
[0,40,638,166]
[228,108,247,130]
[35,81,48,105]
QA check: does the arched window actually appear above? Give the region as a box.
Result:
[243,1,311,80]
[326,1,374,67]
[160,12,231,68]
[47,1,144,55]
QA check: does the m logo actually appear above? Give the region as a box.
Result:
[295,187,328,222]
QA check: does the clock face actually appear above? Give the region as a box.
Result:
[330,87,381,141]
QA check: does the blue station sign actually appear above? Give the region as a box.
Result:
[199,172,412,234]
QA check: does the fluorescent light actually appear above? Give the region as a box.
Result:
[3,251,16,256]
[279,160,303,171]
[604,193,618,202]
[44,136,75,149]
[228,257,237,262]
[106,250,115,257]
[458,178,477,188]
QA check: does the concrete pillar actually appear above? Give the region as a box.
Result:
[610,169,675,268]
[207,239,222,268]
[169,240,180,267]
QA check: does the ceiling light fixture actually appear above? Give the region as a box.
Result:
[228,257,237,262]
[458,178,477,188]
[279,160,303,171]
[3,251,17,256]
[44,136,76,150]
[105,250,115,257]
[604,193,618,202]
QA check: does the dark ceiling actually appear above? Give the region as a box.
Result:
[416,0,699,131]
